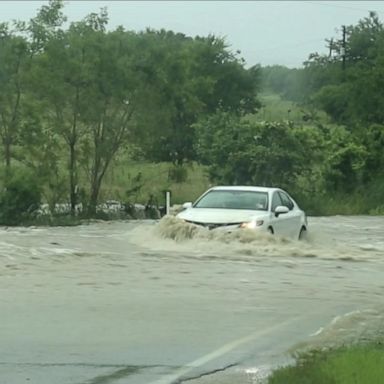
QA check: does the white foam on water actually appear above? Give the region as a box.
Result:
[292,308,384,352]
[128,216,384,263]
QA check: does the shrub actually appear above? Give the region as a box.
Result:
[0,170,42,225]
[168,165,188,183]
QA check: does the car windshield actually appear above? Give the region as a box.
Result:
[194,190,268,210]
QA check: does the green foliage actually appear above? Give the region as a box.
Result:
[0,24,30,168]
[260,65,307,102]
[131,31,261,166]
[195,112,322,191]
[319,125,367,192]
[168,165,188,183]
[1,3,384,219]
[312,84,351,123]
[0,169,41,225]
[268,343,384,384]
[0,1,259,217]
[302,12,384,126]
[261,12,384,126]
[101,160,209,205]
[255,12,384,214]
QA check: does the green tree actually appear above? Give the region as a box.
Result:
[132,31,260,166]
[78,19,140,214]
[195,111,322,191]
[277,12,384,201]
[15,100,66,213]
[0,23,30,172]
[0,0,67,207]
[302,12,384,125]
[29,6,101,214]
[322,125,368,192]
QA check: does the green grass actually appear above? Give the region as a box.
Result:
[100,160,210,206]
[268,343,384,384]
[301,177,384,216]
[251,92,330,124]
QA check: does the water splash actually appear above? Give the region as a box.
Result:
[155,215,288,242]
[292,308,384,353]
[155,215,204,241]
[130,216,384,263]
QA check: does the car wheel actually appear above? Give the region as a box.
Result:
[299,227,307,241]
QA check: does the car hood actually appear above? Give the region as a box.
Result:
[177,208,267,224]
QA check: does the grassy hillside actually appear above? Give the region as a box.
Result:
[101,160,210,206]
[253,93,330,124]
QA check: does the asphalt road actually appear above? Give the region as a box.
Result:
[1,217,383,384]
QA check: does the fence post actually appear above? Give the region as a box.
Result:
[165,190,171,215]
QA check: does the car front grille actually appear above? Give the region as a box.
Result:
[185,220,242,230]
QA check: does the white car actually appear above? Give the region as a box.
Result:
[177,186,308,240]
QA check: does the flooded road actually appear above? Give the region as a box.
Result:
[0,216,383,384]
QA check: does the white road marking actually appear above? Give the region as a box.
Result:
[149,316,303,384]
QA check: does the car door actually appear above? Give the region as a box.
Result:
[270,191,298,238]
[269,191,289,237]
[278,191,301,238]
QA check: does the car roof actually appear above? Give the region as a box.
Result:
[209,186,281,193]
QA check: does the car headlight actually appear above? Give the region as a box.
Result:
[239,220,264,229]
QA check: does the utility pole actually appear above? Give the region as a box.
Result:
[341,25,346,71]
[328,38,334,58]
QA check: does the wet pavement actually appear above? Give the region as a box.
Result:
[0,216,384,383]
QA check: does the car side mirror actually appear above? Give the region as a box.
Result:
[182,202,193,209]
[275,205,289,217]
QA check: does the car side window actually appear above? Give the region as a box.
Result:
[271,192,283,212]
[278,192,294,210]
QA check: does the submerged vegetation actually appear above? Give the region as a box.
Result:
[0,1,383,225]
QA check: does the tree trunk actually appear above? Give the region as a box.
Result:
[3,137,11,180]
[69,142,77,215]
[4,140,11,168]
[87,175,101,216]
[68,86,80,216]
[87,151,114,217]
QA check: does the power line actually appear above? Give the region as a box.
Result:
[255,37,326,54]
[304,1,384,16]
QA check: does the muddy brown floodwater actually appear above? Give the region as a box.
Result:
[0,216,383,384]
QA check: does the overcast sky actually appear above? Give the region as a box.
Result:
[1,1,384,68]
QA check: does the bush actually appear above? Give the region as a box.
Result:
[0,170,42,225]
[168,165,188,183]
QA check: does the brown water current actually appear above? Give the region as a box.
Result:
[0,216,383,383]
